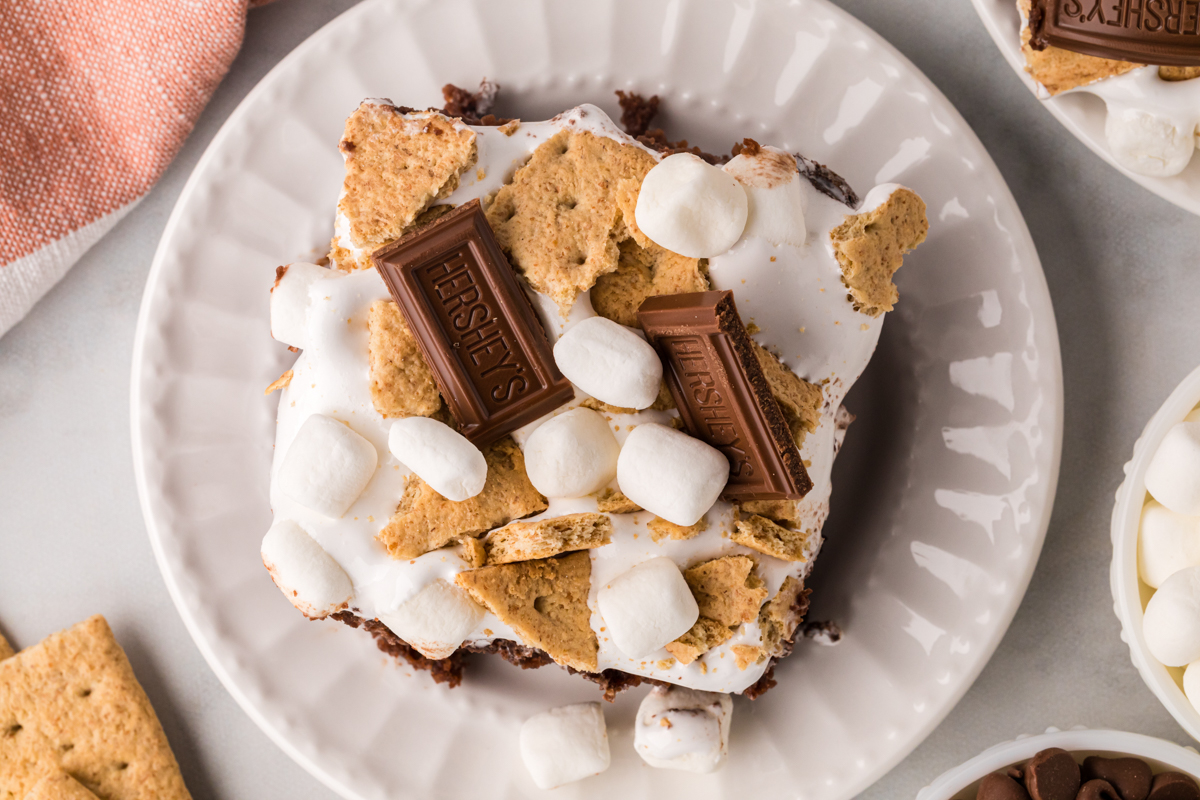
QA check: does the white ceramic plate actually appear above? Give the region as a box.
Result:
[130,1,1063,798]
[969,0,1200,215]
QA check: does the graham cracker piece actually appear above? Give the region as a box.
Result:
[0,616,191,800]
[484,513,612,565]
[264,370,293,396]
[683,556,767,626]
[454,551,598,672]
[664,618,732,666]
[1161,66,1200,81]
[1017,0,1141,94]
[736,499,802,528]
[732,644,764,670]
[0,631,14,661]
[759,576,807,658]
[459,537,486,568]
[367,299,443,418]
[831,187,928,317]
[377,437,547,559]
[595,487,642,514]
[332,103,477,270]
[732,515,810,562]
[648,517,706,543]
[751,341,822,449]
[24,773,100,800]
[579,396,636,416]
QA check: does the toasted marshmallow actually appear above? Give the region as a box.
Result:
[523,408,619,498]
[278,414,378,518]
[635,685,732,773]
[598,557,699,659]
[388,417,487,501]
[616,423,729,526]
[1105,107,1196,178]
[723,146,806,247]
[1139,500,1200,589]
[261,519,353,618]
[1146,421,1200,515]
[378,579,484,659]
[519,702,611,789]
[635,153,748,258]
[1143,566,1200,667]
[270,262,328,349]
[553,317,663,410]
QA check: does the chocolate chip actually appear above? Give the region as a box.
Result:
[1079,779,1124,800]
[1024,748,1082,800]
[978,772,1032,800]
[1082,756,1153,800]
[1148,772,1200,800]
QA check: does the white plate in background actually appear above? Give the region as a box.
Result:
[131,0,1063,798]
[970,0,1200,215]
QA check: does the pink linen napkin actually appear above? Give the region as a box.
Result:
[0,0,272,339]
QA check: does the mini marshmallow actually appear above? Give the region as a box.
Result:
[523,408,620,498]
[1139,500,1200,589]
[617,423,729,526]
[553,317,663,410]
[635,153,748,258]
[519,702,611,789]
[261,519,353,618]
[723,146,807,247]
[635,685,732,774]
[388,417,487,501]
[597,557,699,659]
[278,414,378,518]
[1143,566,1200,667]
[1105,106,1196,178]
[378,579,484,660]
[270,262,328,350]
[1146,421,1200,515]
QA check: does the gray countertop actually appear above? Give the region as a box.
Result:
[2,1,1198,797]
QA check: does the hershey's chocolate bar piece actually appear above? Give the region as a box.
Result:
[1029,0,1200,66]
[638,290,812,501]
[373,200,573,445]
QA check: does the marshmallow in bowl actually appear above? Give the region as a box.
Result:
[723,145,807,247]
[1145,421,1200,516]
[270,262,328,350]
[1143,566,1200,667]
[522,407,620,498]
[261,519,354,618]
[1104,106,1196,179]
[635,153,748,258]
[552,317,663,410]
[617,423,729,526]
[519,702,611,789]
[1139,500,1200,590]
[598,557,699,659]
[377,579,484,660]
[387,417,487,502]
[277,413,378,518]
[635,685,732,773]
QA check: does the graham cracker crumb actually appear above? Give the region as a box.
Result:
[732,644,764,671]
[484,513,613,565]
[333,103,476,270]
[732,515,810,562]
[455,551,598,672]
[24,773,100,800]
[595,487,642,514]
[683,555,767,626]
[1018,0,1141,94]
[751,341,822,449]
[648,517,707,543]
[0,616,191,800]
[831,187,928,317]
[498,119,521,135]
[459,536,487,568]
[378,437,547,559]
[368,300,442,418]
[664,618,733,665]
[264,370,294,395]
[579,396,636,415]
[655,658,676,670]
[1161,66,1200,81]
[699,661,708,674]
[759,576,807,657]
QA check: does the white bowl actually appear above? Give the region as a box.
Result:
[918,727,1200,800]
[1111,365,1200,742]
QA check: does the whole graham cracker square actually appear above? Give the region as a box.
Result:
[0,616,191,800]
